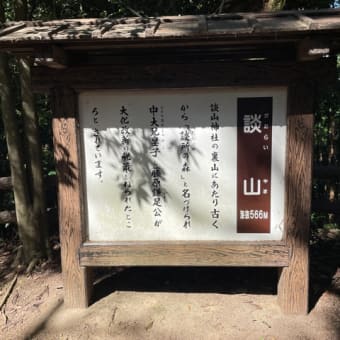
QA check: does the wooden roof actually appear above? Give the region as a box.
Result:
[1,9,340,68]
[1,9,340,51]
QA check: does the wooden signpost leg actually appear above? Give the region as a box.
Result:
[52,87,92,308]
[277,84,313,314]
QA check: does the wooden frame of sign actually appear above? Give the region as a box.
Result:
[44,59,327,315]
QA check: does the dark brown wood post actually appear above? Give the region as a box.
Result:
[277,81,314,314]
[51,87,92,308]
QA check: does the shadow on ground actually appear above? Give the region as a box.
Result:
[91,266,278,304]
[91,233,340,313]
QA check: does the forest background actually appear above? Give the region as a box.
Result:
[0,0,339,272]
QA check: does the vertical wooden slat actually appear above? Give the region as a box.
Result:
[52,87,92,308]
[277,82,314,314]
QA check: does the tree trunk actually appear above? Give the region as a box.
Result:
[18,57,49,258]
[0,53,37,262]
[0,0,49,262]
[15,0,49,259]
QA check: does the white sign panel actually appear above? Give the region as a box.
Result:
[79,88,286,241]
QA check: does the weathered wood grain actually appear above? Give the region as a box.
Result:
[2,9,340,51]
[277,82,314,314]
[79,242,290,267]
[51,87,92,308]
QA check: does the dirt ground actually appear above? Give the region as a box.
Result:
[0,236,339,340]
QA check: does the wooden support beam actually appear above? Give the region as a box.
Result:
[51,87,92,308]
[79,242,290,267]
[277,82,313,314]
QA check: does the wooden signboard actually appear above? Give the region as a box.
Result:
[2,6,337,319]
[51,62,314,315]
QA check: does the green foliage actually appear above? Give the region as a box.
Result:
[312,58,340,230]
[314,88,340,165]
[2,0,336,22]
[1,0,338,23]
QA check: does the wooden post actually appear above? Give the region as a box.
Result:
[51,87,92,308]
[277,82,314,314]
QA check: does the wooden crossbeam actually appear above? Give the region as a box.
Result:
[80,242,290,267]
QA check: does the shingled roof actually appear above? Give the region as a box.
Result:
[1,8,340,69]
[0,9,340,50]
